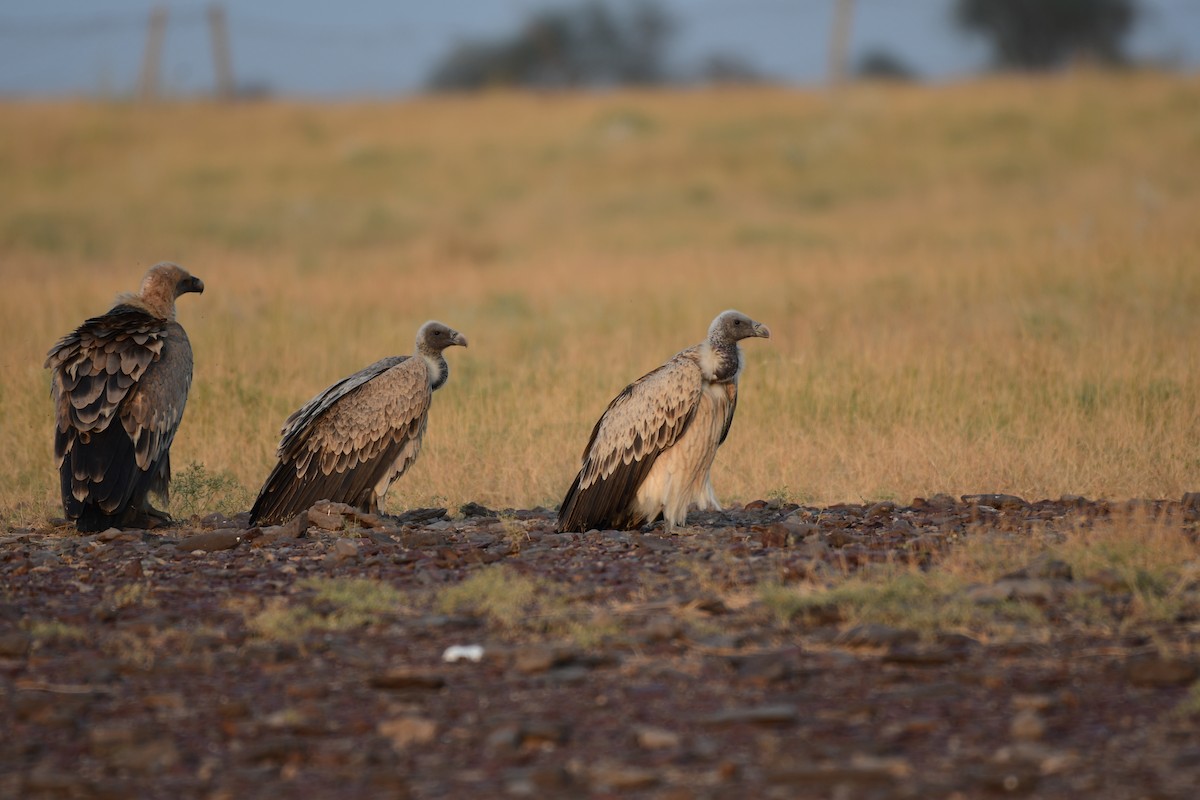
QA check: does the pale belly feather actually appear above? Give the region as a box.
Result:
[634,382,731,528]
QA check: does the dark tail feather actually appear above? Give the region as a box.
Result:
[59,424,163,531]
[556,455,660,533]
[555,473,586,533]
[249,461,300,527]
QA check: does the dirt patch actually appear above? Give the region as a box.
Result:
[3,495,1200,798]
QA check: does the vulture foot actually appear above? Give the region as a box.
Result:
[124,506,175,530]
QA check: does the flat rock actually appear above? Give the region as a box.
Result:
[588,762,660,791]
[634,725,681,750]
[512,645,570,674]
[964,578,1065,605]
[699,704,798,726]
[0,629,31,657]
[757,522,816,548]
[962,493,1029,509]
[836,623,919,649]
[883,644,967,665]
[176,530,242,553]
[1010,709,1046,741]
[369,668,447,691]
[766,756,908,788]
[729,649,800,683]
[378,716,437,749]
[331,538,359,562]
[1003,558,1073,582]
[1125,653,1199,686]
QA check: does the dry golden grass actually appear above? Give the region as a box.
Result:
[1,73,1198,524]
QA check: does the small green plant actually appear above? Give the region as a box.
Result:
[437,565,621,646]
[1173,680,1200,718]
[761,553,1047,639]
[107,582,153,610]
[1055,517,1199,632]
[26,620,88,642]
[247,578,408,642]
[438,566,546,628]
[101,630,158,671]
[765,486,791,506]
[172,462,248,519]
[498,511,529,549]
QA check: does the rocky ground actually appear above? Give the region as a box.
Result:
[2,494,1200,799]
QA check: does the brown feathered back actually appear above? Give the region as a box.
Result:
[249,321,467,526]
[44,262,203,531]
[556,310,769,533]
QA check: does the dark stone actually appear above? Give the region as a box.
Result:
[392,507,448,526]
[962,493,1030,510]
[1003,559,1073,582]
[698,704,798,726]
[176,530,242,553]
[369,668,447,690]
[836,624,919,649]
[729,649,799,683]
[459,502,497,518]
[1125,653,1199,686]
[0,629,31,657]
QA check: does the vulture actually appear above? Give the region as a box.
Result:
[557,310,770,533]
[45,262,205,532]
[249,320,467,526]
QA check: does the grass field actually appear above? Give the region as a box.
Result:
[1,72,1198,525]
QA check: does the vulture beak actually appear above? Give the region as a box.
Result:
[452,331,468,348]
[752,322,770,339]
[186,276,205,295]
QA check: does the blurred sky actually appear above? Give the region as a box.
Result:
[1,0,1197,97]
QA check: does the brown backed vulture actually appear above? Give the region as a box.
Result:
[557,310,770,533]
[44,262,205,531]
[249,320,467,526]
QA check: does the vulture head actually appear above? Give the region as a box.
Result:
[131,262,205,320]
[709,310,770,344]
[416,320,468,355]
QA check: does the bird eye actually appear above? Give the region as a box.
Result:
[734,320,742,325]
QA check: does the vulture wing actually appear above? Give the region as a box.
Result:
[557,350,703,532]
[44,307,193,517]
[250,356,432,525]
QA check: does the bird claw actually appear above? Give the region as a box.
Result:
[124,506,175,530]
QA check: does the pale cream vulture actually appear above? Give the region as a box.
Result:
[557,310,770,533]
[45,262,205,531]
[249,321,467,526]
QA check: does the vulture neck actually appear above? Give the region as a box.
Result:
[420,350,450,391]
[700,338,742,383]
[112,291,176,321]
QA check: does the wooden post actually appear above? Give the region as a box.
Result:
[208,3,235,100]
[827,0,855,87]
[137,6,167,102]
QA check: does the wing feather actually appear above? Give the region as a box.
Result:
[557,349,703,532]
[45,308,191,519]
[250,356,432,525]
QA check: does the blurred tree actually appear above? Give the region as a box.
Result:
[697,53,768,85]
[955,0,1138,69]
[856,49,917,80]
[427,1,674,90]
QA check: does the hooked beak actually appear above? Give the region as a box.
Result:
[752,322,770,339]
[452,331,468,348]
[186,276,205,295]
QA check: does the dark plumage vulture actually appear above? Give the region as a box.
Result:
[557,310,770,533]
[44,262,205,532]
[249,321,467,526]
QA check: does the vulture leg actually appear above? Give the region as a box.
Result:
[122,504,174,530]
